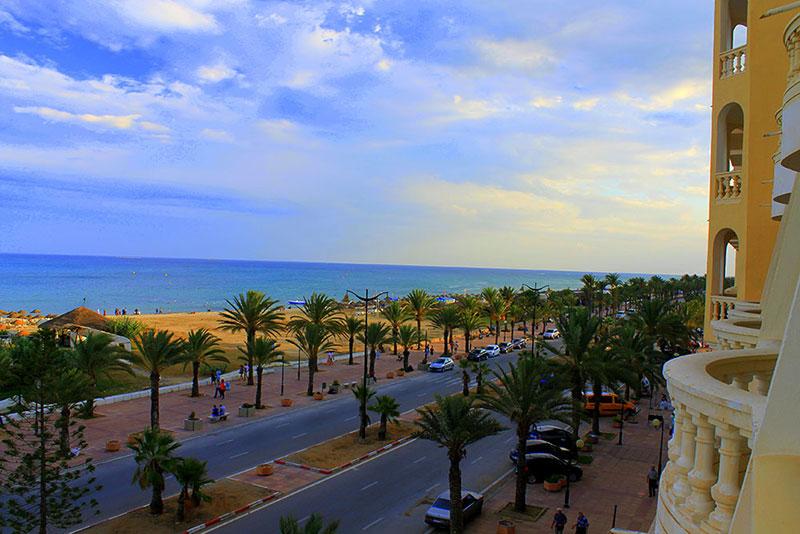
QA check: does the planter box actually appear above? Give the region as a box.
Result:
[281,398,293,407]
[543,479,564,492]
[126,433,141,446]
[586,434,599,444]
[386,372,395,379]
[496,519,516,534]
[184,418,204,431]
[256,463,274,476]
[313,392,324,401]
[238,406,256,417]
[105,439,121,452]
[396,370,405,377]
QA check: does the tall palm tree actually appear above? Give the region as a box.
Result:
[287,293,343,372]
[430,305,459,356]
[129,427,180,515]
[369,395,400,440]
[632,298,690,354]
[415,395,502,534]
[131,330,185,429]
[397,324,418,371]
[280,514,340,534]
[583,336,632,436]
[357,321,392,379]
[458,358,471,396]
[380,300,412,355]
[172,457,212,522]
[484,293,507,345]
[352,383,376,440]
[239,337,283,408]
[609,323,663,399]
[458,308,485,354]
[182,328,227,398]
[72,332,132,417]
[288,324,335,396]
[479,353,571,512]
[51,368,91,458]
[219,290,284,385]
[541,307,601,439]
[343,316,363,365]
[405,289,436,348]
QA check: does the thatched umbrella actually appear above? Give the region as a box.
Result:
[32,309,41,314]
[0,310,6,316]
[38,306,108,331]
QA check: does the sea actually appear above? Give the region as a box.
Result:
[0,254,677,315]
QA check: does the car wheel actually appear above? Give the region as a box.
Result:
[568,471,580,482]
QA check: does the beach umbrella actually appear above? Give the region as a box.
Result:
[32,309,41,314]
[0,310,6,315]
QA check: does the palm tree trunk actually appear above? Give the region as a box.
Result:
[448,454,464,534]
[416,317,422,349]
[150,371,160,429]
[150,482,164,515]
[476,370,483,394]
[359,396,368,441]
[38,402,46,534]
[177,488,187,522]
[462,370,469,396]
[379,415,387,440]
[509,320,514,340]
[494,320,499,344]
[403,349,410,371]
[369,348,376,378]
[443,328,449,355]
[514,423,529,512]
[592,380,602,435]
[571,382,582,441]
[247,330,255,385]
[255,366,264,408]
[307,355,316,396]
[191,361,200,397]
[59,405,71,458]
[348,337,355,365]
[393,328,398,355]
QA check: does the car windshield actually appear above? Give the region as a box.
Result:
[432,498,450,510]
[434,358,448,364]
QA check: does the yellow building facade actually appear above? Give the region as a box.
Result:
[654,1,800,532]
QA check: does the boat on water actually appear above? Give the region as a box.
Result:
[287,300,306,307]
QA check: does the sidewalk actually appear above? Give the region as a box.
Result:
[468,410,668,533]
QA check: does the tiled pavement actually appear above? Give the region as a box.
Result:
[230,463,325,494]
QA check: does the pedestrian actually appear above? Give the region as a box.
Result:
[218,379,227,399]
[551,508,568,534]
[424,344,430,360]
[647,465,659,497]
[239,365,245,383]
[574,512,589,534]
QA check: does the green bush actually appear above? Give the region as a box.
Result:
[577,455,593,465]
[105,317,146,339]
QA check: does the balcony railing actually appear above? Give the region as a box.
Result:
[709,295,738,320]
[711,317,761,349]
[719,45,747,79]
[655,348,775,534]
[714,171,743,202]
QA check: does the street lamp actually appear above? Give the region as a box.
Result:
[347,289,388,441]
[521,283,549,351]
[651,415,666,476]
[297,346,301,381]
[280,356,285,396]
[564,437,584,508]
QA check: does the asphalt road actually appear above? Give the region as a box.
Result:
[74,343,554,530]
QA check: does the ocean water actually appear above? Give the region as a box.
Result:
[0,254,675,314]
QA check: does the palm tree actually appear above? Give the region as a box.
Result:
[129,427,180,515]
[484,293,507,345]
[357,321,392,379]
[131,330,185,429]
[632,298,690,354]
[479,353,571,512]
[580,274,600,315]
[458,308,485,354]
[172,457,212,521]
[288,323,335,396]
[472,361,490,394]
[542,307,601,439]
[279,513,340,534]
[380,301,412,355]
[51,368,91,457]
[219,290,284,385]
[287,293,343,372]
[369,395,400,440]
[239,337,283,408]
[457,358,471,396]
[583,335,632,436]
[182,328,227,398]
[343,316,363,365]
[405,289,436,348]
[397,324,418,371]
[430,305,459,356]
[415,395,502,534]
[609,323,663,399]
[352,383,376,440]
[72,332,132,417]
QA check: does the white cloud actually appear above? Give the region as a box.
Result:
[196,62,238,83]
[259,119,302,143]
[530,95,562,109]
[15,105,140,130]
[376,59,392,72]
[201,128,234,142]
[474,38,555,73]
[572,97,599,111]
[0,10,29,34]
[255,13,287,26]
[112,0,219,32]
[616,79,709,111]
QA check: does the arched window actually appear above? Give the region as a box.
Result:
[716,102,744,172]
[712,228,739,296]
[721,0,748,50]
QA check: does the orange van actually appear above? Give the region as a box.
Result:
[583,392,637,416]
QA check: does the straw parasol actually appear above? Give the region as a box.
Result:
[32,309,41,314]
[38,306,108,331]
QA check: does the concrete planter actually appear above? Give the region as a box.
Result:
[184,418,204,431]
[238,405,256,417]
[544,476,565,492]
[256,463,274,476]
[281,398,293,407]
[105,439,121,452]
[396,370,405,377]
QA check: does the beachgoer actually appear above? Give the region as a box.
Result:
[574,512,589,534]
[211,405,219,417]
[647,465,659,497]
[239,365,245,382]
[424,345,430,359]
[552,508,568,534]
[219,405,226,416]
[219,379,226,399]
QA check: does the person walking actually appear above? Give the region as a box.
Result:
[551,508,568,534]
[574,512,589,534]
[647,465,659,497]
[218,379,227,400]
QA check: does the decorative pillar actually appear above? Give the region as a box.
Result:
[703,424,744,533]
[661,402,683,495]
[748,373,769,396]
[686,414,717,525]
[671,410,696,505]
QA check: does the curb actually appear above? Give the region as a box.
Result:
[183,491,279,534]
[273,435,414,475]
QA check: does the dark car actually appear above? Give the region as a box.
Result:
[529,421,577,452]
[520,453,583,483]
[467,348,488,361]
[498,342,512,353]
[424,490,484,529]
[511,338,526,349]
[509,439,572,463]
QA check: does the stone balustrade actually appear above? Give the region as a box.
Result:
[719,45,747,79]
[655,348,775,534]
[714,171,743,201]
[712,318,761,350]
[709,295,738,321]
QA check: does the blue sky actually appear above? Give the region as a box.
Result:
[0,1,713,274]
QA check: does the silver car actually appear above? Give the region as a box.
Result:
[424,490,484,529]
[428,357,455,372]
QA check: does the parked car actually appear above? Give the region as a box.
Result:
[542,328,561,340]
[467,348,488,361]
[428,357,455,372]
[424,490,484,529]
[484,344,501,357]
[519,453,583,483]
[511,338,526,349]
[509,439,572,463]
[498,342,513,353]
[583,391,638,417]
[529,421,577,451]
[614,310,626,319]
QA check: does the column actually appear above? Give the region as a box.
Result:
[703,424,745,533]
[686,414,717,525]
[671,410,696,505]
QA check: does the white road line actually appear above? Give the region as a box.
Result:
[344,415,358,422]
[425,483,439,493]
[299,514,310,524]
[505,437,514,444]
[218,439,234,446]
[413,456,427,464]
[229,451,250,459]
[362,517,384,530]
[361,481,379,491]
[470,456,483,465]
[292,432,308,439]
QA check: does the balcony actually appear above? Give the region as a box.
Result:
[719,45,747,79]
[711,318,760,349]
[781,14,800,171]
[709,295,739,320]
[655,348,775,534]
[714,171,743,202]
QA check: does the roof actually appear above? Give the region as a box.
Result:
[38,306,108,331]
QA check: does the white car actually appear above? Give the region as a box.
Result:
[614,311,626,319]
[542,328,561,340]
[484,344,501,357]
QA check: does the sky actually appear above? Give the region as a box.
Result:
[0,0,713,274]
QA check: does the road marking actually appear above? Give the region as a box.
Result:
[470,456,483,465]
[299,514,310,524]
[505,437,514,444]
[229,451,250,459]
[361,481,379,491]
[362,517,384,530]
[292,432,308,439]
[413,455,427,464]
[425,483,439,493]
[344,415,358,422]
[218,439,234,446]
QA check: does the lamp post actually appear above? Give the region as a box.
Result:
[280,357,285,396]
[652,416,666,476]
[521,283,549,352]
[297,346,301,381]
[564,437,584,508]
[617,385,626,446]
[347,289,388,441]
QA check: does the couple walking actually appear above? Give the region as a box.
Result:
[552,509,589,534]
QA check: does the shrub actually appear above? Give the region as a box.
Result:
[105,317,145,339]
